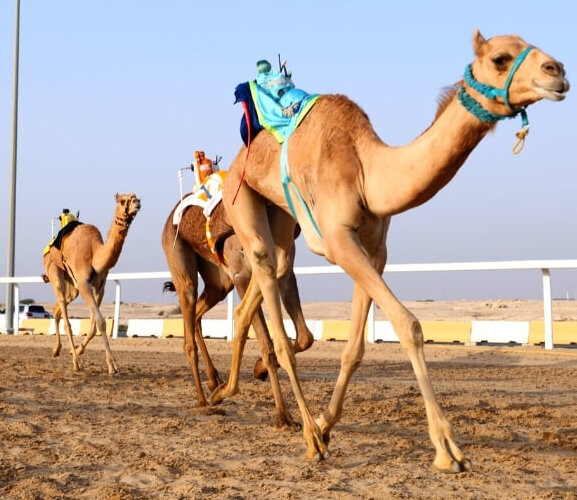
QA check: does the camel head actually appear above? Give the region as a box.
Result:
[114,192,141,228]
[464,29,569,119]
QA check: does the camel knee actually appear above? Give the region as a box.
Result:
[253,249,276,278]
[95,317,106,333]
[341,343,365,374]
[272,337,296,372]
[397,319,424,350]
[183,339,199,361]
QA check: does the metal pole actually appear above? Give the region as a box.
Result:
[5,0,21,334]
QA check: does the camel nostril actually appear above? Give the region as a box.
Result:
[542,60,563,77]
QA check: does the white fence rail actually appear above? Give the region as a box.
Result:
[2,259,577,349]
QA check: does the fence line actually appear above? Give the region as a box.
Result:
[2,259,577,349]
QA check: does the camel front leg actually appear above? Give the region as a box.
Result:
[77,281,118,374]
[332,237,470,472]
[76,313,97,356]
[97,313,117,375]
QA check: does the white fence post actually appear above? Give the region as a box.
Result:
[113,280,121,339]
[226,292,234,341]
[542,269,553,350]
[367,302,375,343]
[13,283,20,335]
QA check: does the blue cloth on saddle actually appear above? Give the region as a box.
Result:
[235,82,263,146]
[235,80,319,145]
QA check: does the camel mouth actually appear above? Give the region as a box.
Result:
[533,78,570,101]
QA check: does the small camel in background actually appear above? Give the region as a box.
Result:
[43,193,141,374]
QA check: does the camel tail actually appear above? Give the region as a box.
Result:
[163,281,176,293]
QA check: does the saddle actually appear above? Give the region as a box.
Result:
[172,171,233,265]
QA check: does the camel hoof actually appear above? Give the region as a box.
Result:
[435,456,472,473]
[209,383,227,406]
[52,348,61,358]
[306,448,330,462]
[276,415,302,432]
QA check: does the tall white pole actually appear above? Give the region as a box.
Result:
[5,0,21,334]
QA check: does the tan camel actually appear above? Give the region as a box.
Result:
[161,196,314,428]
[43,193,141,374]
[213,30,569,471]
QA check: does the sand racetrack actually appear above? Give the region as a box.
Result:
[1,323,576,499]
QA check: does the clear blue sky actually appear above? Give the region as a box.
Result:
[1,1,576,305]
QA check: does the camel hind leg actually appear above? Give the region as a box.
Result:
[252,258,314,381]
[53,297,81,371]
[231,267,299,430]
[44,264,80,369]
[219,185,326,458]
[194,261,234,392]
[52,303,63,358]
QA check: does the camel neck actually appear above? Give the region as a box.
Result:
[98,218,130,270]
[363,94,493,216]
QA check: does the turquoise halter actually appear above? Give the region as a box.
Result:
[458,46,534,131]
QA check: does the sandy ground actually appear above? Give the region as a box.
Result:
[1,301,577,499]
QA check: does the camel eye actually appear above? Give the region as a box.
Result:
[492,53,512,70]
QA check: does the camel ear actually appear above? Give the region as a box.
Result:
[472,28,487,57]
[115,193,120,201]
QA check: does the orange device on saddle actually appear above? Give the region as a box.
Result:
[194,151,214,185]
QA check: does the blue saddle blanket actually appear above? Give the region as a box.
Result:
[235,81,319,145]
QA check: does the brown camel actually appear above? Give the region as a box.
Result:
[43,193,141,374]
[161,193,314,428]
[213,30,569,471]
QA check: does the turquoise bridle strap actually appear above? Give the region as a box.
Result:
[281,140,323,238]
[460,46,533,128]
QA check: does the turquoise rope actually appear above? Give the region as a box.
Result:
[458,86,528,127]
[281,140,322,238]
